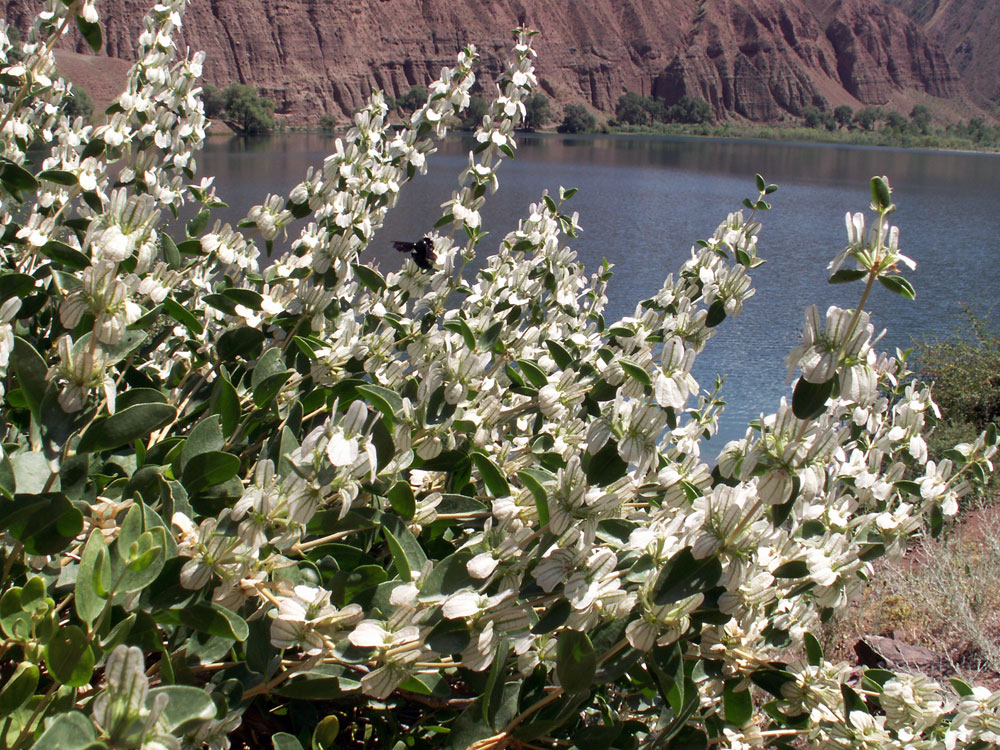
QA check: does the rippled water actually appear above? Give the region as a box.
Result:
[198,133,1000,445]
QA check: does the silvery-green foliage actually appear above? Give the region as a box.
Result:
[0,2,997,749]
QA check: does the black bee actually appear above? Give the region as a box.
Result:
[393,236,436,270]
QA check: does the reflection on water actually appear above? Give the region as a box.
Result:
[197,133,1000,445]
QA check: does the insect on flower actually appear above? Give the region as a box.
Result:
[393,236,436,270]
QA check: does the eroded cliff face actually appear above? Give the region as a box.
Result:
[2,0,970,123]
[887,0,1000,104]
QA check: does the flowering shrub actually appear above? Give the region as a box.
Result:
[1,2,998,750]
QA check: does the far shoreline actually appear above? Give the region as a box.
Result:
[205,124,1000,157]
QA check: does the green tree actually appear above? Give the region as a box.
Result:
[201,83,225,119]
[800,106,835,130]
[395,85,427,113]
[459,95,489,130]
[966,117,988,143]
[919,310,1000,469]
[853,106,882,131]
[557,103,597,133]
[670,95,713,124]
[833,104,854,129]
[523,93,553,130]
[220,83,276,134]
[884,109,909,133]
[64,85,93,119]
[910,104,932,135]
[319,114,338,133]
[615,91,650,126]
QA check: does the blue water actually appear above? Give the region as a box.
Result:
[198,133,1000,445]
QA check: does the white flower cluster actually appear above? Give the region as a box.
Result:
[2,3,999,747]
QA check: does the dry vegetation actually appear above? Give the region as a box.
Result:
[824,311,1000,684]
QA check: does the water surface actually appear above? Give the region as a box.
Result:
[198,133,1000,445]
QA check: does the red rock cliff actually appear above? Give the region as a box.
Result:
[2,0,971,123]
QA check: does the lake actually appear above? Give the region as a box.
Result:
[197,133,1000,446]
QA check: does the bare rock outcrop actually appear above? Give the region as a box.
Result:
[2,0,975,123]
[888,0,1000,104]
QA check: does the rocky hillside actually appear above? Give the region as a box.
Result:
[2,0,983,124]
[886,0,1000,105]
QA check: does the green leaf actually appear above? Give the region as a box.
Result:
[877,274,916,300]
[950,677,975,697]
[531,601,570,634]
[2,492,83,555]
[828,268,867,284]
[0,661,38,717]
[203,294,237,315]
[420,550,475,597]
[483,641,510,729]
[381,515,427,582]
[652,547,722,606]
[0,272,36,301]
[517,469,549,525]
[99,330,148,366]
[186,208,211,238]
[772,560,808,578]
[12,337,48,422]
[252,370,292,409]
[584,439,627,485]
[443,318,476,350]
[724,680,753,724]
[705,299,726,328]
[750,668,796,697]
[619,357,651,386]
[861,668,896,692]
[387,481,415,520]
[871,175,892,210]
[517,359,548,388]
[352,263,386,292]
[330,565,386,607]
[9,452,52,495]
[119,527,167,593]
[312,715,340,750]
[77,403,176,453]
[471,452,510,497]
[274,666,361,700]
[209,371,240,438]
[273,734,304,750]
[545,339,573,369]
[356,384,403,428]
[28,711,96,750]
[426,619,471,654]
[667,727,707,749]
[556,629,596,694]
[162,233,183,269]
[251,347,286,389]
[178,603,249,641]
[76,530,111,628]
[75,15,102,52]
[162,297,204,336]
[39,240,90,269]
[791,377,834,421]
[181,450,239,493]
[842,683,867,724]
[117,388,168,411]
[216,327,265,361]
[755,173,766,192]
[222,288,263,310]
[146,686,218,734]
[1,161,38,194]
[45,624,94,686]
[180,416,224,470]
[804,632,823,666]
[38,169,77,186]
